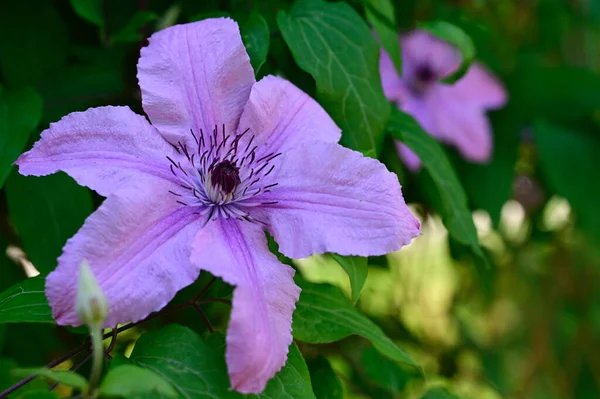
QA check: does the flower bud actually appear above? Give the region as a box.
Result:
[75,260,108,327]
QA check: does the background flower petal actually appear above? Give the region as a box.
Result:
[46,186,203,327]
[255,142,421,259]
[236,75,341,156]
[190,218,300,394]
[401,30,461,80]
[15,106,177,197]
[137,18,255,146]
[452,63,508,109]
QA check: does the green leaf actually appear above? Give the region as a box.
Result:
[419,20,475,83]
[307,356,343,399]
[362,347,420,393]
[12,368,88,391]
[6,173,93,275]
[331,255,367,304]
[365,0,401,75]
[100,365,178,398]
[19,391,60,399]
[126,325,238,399]
[242,12,270,75]
[112,11,158,43]
[0,277,52,324]
[0,0,68,87]
[277,0,391,157]
[533,120,600,242]
[292,280,416,367]
[387,109,483,258]
[0,87,43,188]
[421,387,459,399]
[69,0,104,27]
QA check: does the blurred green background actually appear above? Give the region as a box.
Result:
[1,0,600,398]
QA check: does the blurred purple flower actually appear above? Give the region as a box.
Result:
[16,19,420,393]
[380,30,507,170]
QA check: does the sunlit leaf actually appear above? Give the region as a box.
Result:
[362,347,420,393]
[12,368,88,390]
[292,280,416,367]
[278,0,390,157]
[100,365,178,398]
[0,277,53,324]
[331,254,367,304]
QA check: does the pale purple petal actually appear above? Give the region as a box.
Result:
[401,30,461,80]
[190,218,300,394]
[254,142,420,259]
[379,50,411,104]
[137,18,255,146]
[395,142,422,171]
[236,75,341,156]
[424,86,493,162]
[46,184,203,327]
[15,106,177,197]
[452,63,507,109]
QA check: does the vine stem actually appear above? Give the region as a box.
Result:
[0,280,229,399]
[86,327,105,397]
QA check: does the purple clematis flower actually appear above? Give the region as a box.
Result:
[380,29,507,170]
[16,19,420,393]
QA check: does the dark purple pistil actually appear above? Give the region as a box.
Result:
[415,64,436,83]
[212,160,241,194]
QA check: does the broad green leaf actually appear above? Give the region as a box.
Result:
[242,12,270,74]
[362,347,420,393]
[127,325,238,399]
[0,277,52,324]
[19,391,60,399]
[6,173,93,275]
[387,109,483,258]
[307,356,343,399]
[69,0,104,27]
[331,255,367,304]
[112,11,158,43]
[0,87,43,188]
[128,325,314,399]
[100,365,178,398]
[365,0,401,75]
[421,387,459,399]
[278,0,391,157]
[533,120,600,242]
[292,280,416,367]
[0,0,68,87]
[419,20,475,83]
[12,368,88,390]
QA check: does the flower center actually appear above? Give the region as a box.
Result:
[165,125,280,223]
[211,160,241,195]
[415,64,435,83]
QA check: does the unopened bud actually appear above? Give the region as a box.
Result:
[76,260,108,327]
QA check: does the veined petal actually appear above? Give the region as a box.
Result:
[137,18,255,146]
[190,218,300,394]
[237,75,341,156]
[256,142,420,259]
[46,185,203,327]
[15,106,177,197]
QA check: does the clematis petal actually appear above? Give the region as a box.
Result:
[137,18,255,146]
[255,142,420,259]
[453,63,508,109]
[190,218,300,394]
[425,86,493,162]
[396,142,423,171]
[15,106,177,197]
[46,185,203,327]
[237,75,341,155]
[401,30,461,80]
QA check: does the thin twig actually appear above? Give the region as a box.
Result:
[49,350,93,391]
[193,304,214,333]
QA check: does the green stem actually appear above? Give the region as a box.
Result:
[87,327,104,397]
